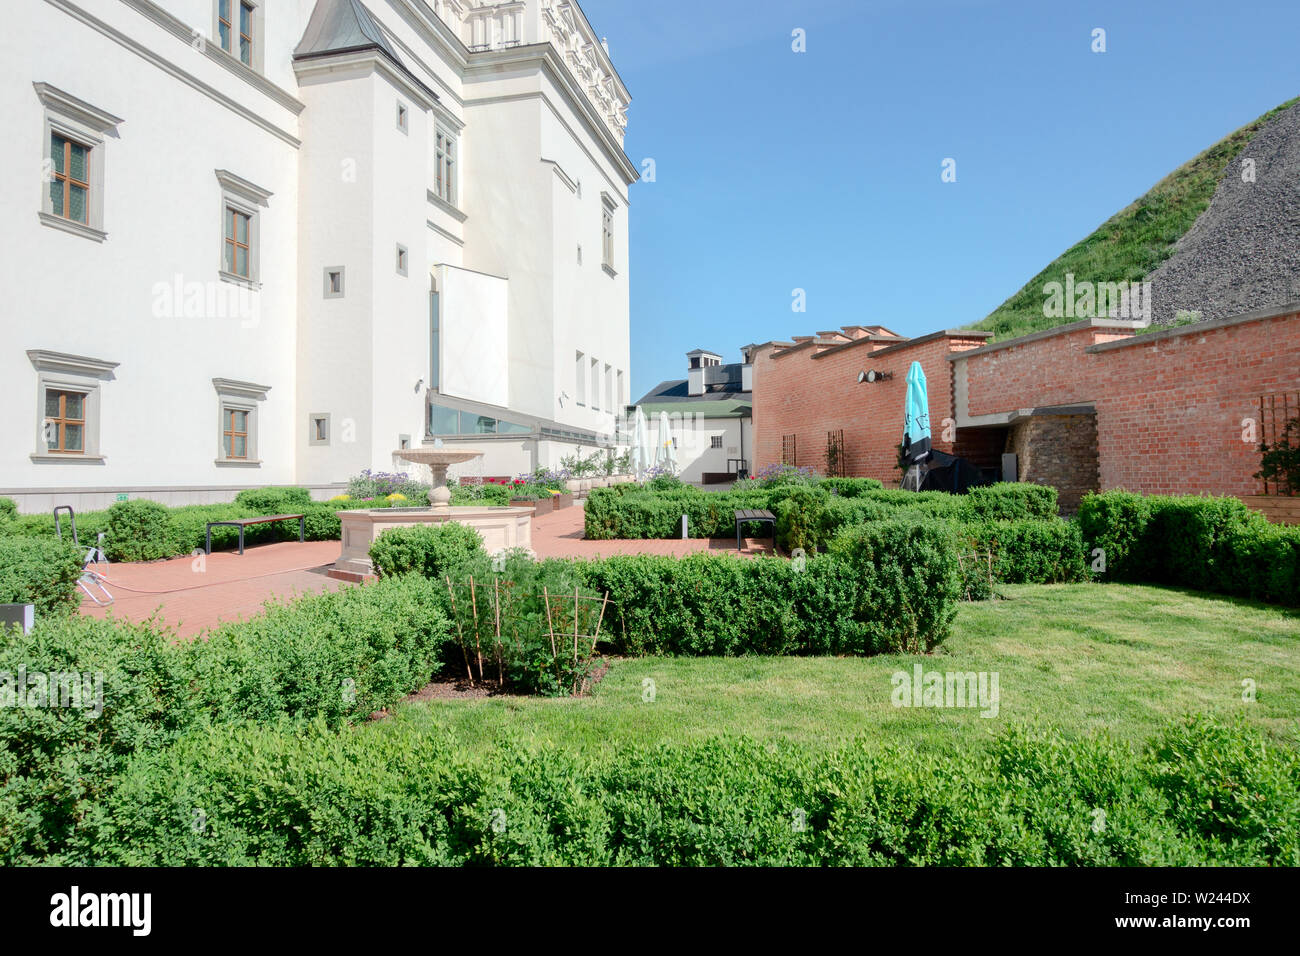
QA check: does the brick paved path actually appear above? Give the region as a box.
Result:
[77,504,773,638]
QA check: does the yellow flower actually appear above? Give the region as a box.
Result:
[386,493,407,502]
[330,494,351,502]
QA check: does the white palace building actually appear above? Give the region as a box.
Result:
[1,0,635,511]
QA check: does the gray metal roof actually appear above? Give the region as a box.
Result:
[295,0,401,61]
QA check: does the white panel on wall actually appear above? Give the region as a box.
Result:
[436,264,509,408]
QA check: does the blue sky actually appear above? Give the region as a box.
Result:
[579,0,1300,396]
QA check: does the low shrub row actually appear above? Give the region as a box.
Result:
[588,481,1060,547]
[87,714,1300,866]
[0,535,85,615]
[0,490,417,562]
[0,576,452,863]
[1078,491,1300,604]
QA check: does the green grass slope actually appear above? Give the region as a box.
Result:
[970,97,1299,342]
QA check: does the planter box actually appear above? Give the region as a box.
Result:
[556,493,574,509]
[563,479,583,494]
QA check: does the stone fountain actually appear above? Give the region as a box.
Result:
[330,446,535,580]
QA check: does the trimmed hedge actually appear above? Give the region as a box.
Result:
[89,714,1300,866]
[581,519,961,656]
[370,523,488,581]
[958,518,1089,585]
[1078,491,1300,604]
[0,576,452,863]
[0,536,85,616]
[591,481,1060,547]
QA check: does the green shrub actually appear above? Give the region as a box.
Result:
[958,518,1088,584]
[1079,490,1298,604]
[0,536,86,616]
[185,576,452,725]
[967,483,1059,520]
[370,523,488,581]
[233,486,313,513]
[89,715,1292,866]
[827,519,963,653]
[104,499,173,562]
[774,486,831,553]
[0,498,17,524]
[1077,490,1151,581]
[451,483,511,507]
[819,477,885,497]
[0,615,196,863]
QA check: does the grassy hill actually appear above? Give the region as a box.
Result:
[969,97,1300,341]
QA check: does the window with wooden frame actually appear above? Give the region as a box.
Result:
[35,83,122,242]
[222,407,249,460]
[43,389,86,454]
[217,0,256,67]
[48,133,91,225]
[224,206,251,278]
[435,130,456,205]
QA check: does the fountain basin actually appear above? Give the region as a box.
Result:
[331,505,534,580]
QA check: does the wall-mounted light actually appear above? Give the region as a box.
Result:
[858,370,893,383]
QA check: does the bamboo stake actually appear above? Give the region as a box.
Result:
[468,575,484,683]
[542,586,560,689]
[445,575,474,684]
[494,577,504,689]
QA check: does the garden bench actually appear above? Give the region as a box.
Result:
[205,514,305,555]
[734,508,776,551]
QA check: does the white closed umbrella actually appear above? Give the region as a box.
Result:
[631,406,652,480]
[656,410,678,474]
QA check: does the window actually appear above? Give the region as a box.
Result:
[215,169,271,286]
[434,130,456,205]
[28,350,116,463]
[222,408,249,459]
[605,363,613,412]
[601,194,617,274]
[590,359,601,412]
[396,244,408,276]
[324,267,345,298]
[225,207,251,278]
[309,414,330,446]
[711,435,723,449]
[217,0,258,69]
[213,378,268,466]
[617,369,625,408]
[575,351,586,406]
[35,83,122,242]
[397,102,409,134]
[426,401,532,436]
[44,390,86,453]
[49,134,90,225]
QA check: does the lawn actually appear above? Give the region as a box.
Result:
[380,582,1300,754]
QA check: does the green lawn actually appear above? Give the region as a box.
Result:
[378,583,1300,754]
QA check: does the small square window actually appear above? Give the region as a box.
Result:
[396,245,408,276]
[711,435,723,449]
[576,244,583,265]
[396,102,409,133]
[309,413,330,446]
[324,267,345,298]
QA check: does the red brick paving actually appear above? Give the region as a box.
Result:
[80,541,344,639]
[77,505,773,638]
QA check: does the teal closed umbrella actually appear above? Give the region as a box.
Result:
[903,361,931,466]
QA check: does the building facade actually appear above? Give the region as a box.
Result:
[633,348,753,485]
[751,305,1300,512]
[2,0,635,512]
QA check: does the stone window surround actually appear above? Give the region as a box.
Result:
[35,83,123,243]
[324,266,345,298]
[600,192,617,276]
[216,168,271,289]
[309,412,331,447]
[396,244,409,277]
[212,0,266,75]
[213,377,269,466]
[28,350,119,464]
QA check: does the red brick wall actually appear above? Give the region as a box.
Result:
[752,334,988,482]
[959,311,1300,497]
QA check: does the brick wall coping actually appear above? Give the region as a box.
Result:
[947,318,1147,361]
[811,328,992,361]
[1084,300,1300,355]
